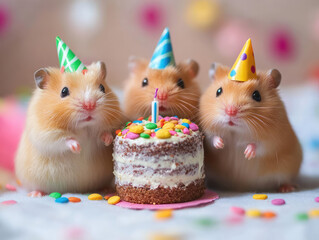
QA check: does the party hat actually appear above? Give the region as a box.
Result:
[56,36,87,73]
[228,38,257,82]
[149,28,176,69]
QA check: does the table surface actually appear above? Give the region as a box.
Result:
[1,84,319,240]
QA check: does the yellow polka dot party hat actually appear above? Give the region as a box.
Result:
[228,38,257,82]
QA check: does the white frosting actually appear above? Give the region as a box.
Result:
[113,148,204,189]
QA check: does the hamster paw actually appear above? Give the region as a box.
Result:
[213,136,224,149]
[244,144,256,160]
[102,132,113,146]
[278,184,297,193]
[66,138,81,154]
[27,191,46,198]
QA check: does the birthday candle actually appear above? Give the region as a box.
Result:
[152,88,159,123]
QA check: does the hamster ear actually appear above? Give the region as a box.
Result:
[34,68,50,89]
[267,69,281,88]
[128,56,148,74]
[209,62,229,81]
[98,61,107,80]
[179,59,199,78]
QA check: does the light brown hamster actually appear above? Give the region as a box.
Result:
[123,57,201,120]
[199,63,302,192]
[15,62,123,194]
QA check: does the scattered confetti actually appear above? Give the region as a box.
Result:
[108,196,121,205]
[296,213,309,221]
[263,211,277,219]
[230,206,245,215]
[315,197,319,203]
[253,194,268,200]
[5,184,16,191]
[195,218,216,227]
[271,199,285,205]
[155,209,173,220]
[49,192,62,199]
[246,209,261,218]
[88,193,103,200]
[68,197,81,203]
[309,209,319,218]
[1,200,17,205]
[55,197,69,203]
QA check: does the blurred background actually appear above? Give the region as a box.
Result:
[0,0,319,179]
[0,0,319,96]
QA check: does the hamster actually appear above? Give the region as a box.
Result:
[15,62,123,194]
[123,57,201,120]
[199,63,302,192]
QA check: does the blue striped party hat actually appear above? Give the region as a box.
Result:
[149,28,176,69]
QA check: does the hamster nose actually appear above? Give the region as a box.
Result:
[82,101,96,111]
[158,92,168,101]
[225,106,238,116]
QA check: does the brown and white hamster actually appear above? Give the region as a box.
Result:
[15,62,123,194]
[123,57,201,120]
[200,63,302,192]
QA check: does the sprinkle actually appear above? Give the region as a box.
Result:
[146,123,157,129]
[176,129,182,132]
[88,193,103,200]
[309,209,319,218]
[108,196,121,205]
[133,120,143,124]
[115,129,121,135]
[183,128,190,135]
[104,196,110,200]
[271,199,285,205]
[157,121,164,128]
[189,123,199,131]
[162,122,175,130]
[117,132,122,136]
[129,125,144,134]
[137,117,144,121]
[155,209,173,220]
[126,132,140,139]
[156,129,171,139]
[253,194,268,200]
[151,132,156,138]
[230,206,245,215]
[169,130,177,136]
[175,125,186,130]
[122,129,129,135]
[144,130,151,135]
[68,197,81,203]
[170,117,179,121]
[55,197,69,203]
[181,122,190,128]
[49,192,62,199]
[246,209,261,218]
[263,211,277,218]
[164,116,170,121]
[1,200,17,205]
[315,197,319,202]
[125,121,132,126]
[140,133,150,138]
[296,213,308,221]
[5,184,16,191]
[182,119,191,124]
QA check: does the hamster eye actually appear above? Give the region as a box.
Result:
[252,90,261,102]
[177,79,185,89]
[61,87,69,98]
[142,78,148,87]
[216,87,222,97]
[99,84,105,93]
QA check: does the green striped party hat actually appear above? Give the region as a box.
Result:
[56,36,87,73]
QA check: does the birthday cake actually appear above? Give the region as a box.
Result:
[113,116,205,204]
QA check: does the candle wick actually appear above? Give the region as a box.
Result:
[154,88,158,99]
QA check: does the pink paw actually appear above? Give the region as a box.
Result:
[66,138,81,153]
[278,184,297,193]
[244,143,256,160]
[28,191,46,198]
[102,132,113,146]
[212,136,224,149]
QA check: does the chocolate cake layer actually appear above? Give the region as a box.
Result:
[116,179,205,204]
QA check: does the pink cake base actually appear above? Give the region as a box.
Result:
[114,190,219,210]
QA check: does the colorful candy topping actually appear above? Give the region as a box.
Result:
[117,116,199,140]
[252,194,268,200]
[271,198,286,205]
[49,192,62,199]
[55,197,69,203]
[154,209,173,220]
[88,193,103,200]
[108,196,121,205]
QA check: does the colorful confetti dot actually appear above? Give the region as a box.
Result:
[271,199,285,205]
[1,200,17,205]
[241,53,247,60]
[230,69,236,77]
